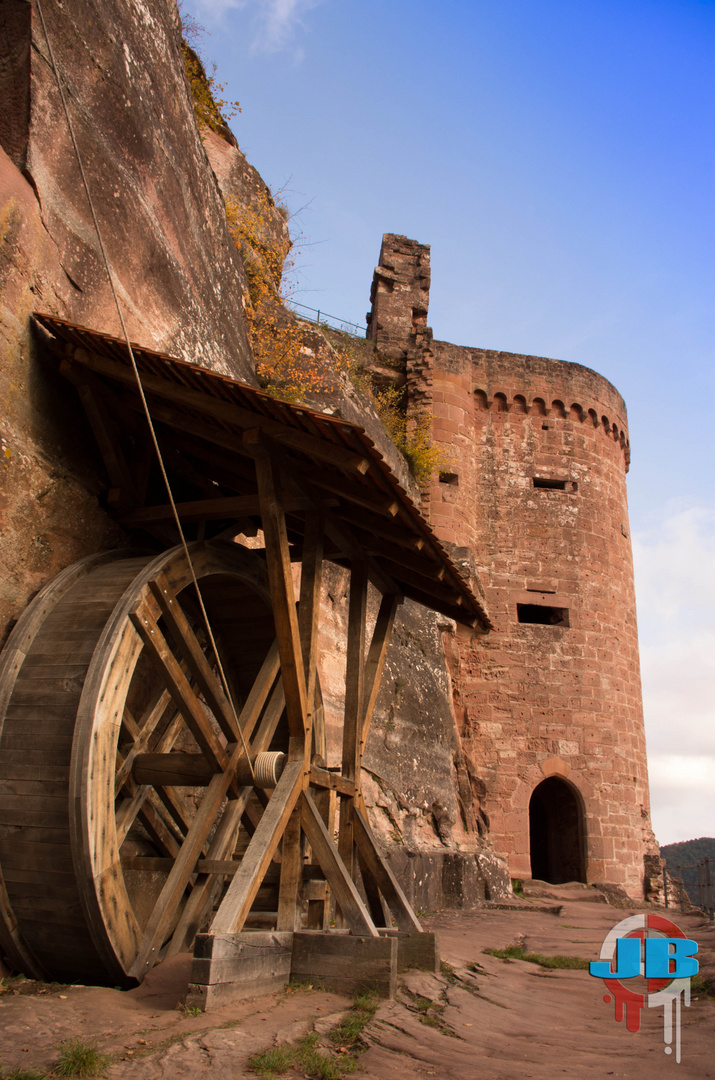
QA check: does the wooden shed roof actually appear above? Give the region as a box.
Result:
[34,313,490,629]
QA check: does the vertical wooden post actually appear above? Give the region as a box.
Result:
[277,806,303,931]
[338,559,368,886]
[298,512,325,734]
[252,443,309,747]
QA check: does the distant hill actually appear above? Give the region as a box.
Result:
[660,838,715,903]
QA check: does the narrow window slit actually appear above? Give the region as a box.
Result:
[533,478,578,492]
[517,604,570,627]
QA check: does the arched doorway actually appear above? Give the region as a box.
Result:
[529,777,585,883]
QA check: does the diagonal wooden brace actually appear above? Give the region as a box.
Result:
[210,758,305,935]
[351,804,422,932]
[300,790,377,938]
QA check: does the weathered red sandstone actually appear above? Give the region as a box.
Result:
[0,0,661,919]
[367,232,660,898]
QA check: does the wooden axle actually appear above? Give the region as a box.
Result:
[132,751,287,788]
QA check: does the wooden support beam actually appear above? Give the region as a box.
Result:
[306,787,335,930]
[276,807,303,931]
[67,350,370,474]
[338,560,368,884]
[308,766,356,797]
[357,846,391,928]
[398,583,479,627]
[342,559,368,784]
[348,526,445,581]
[351,806,422,932]
[120,493,320,528]
[300,790,377,938]
[338,507,425,552]
[298,512,324,715]
[59,360,136,508]
[210,758,304,935]
[293,463,399,517]
[361,593,400,754]
[252,447,309,746]
[387,564,464,606]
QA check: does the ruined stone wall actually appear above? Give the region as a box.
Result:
[369,233,659,898]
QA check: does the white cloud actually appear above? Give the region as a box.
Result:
[632,505,715,844]
[648,753,715,843]
[189,0,320,53]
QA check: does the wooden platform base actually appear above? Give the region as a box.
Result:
[378,928,440,974]
[186,928,440,1010]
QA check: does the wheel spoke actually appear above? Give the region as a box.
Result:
[164,676,287,957]
[129,741,250,980]
[148,573,242,743]
[130,600,231,777]
[138,793,183,859]
[152,784,193,838]
[116,649,195,795]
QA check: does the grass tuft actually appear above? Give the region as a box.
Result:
[295,1033,347,1079]
[248,1045,294,1079]
[177,1002,203,1017]
[484,945,589,970]
[250,986,380,1079]
[54,1039,110,1078]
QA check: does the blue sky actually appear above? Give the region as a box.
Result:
[189,0,714,845]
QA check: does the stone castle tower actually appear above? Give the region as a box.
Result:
[367,234,660,897]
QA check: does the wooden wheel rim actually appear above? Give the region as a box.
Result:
[0,541,319,985]
[72,542,275,982]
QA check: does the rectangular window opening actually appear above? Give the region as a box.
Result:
[439,472,459,485]
[533,477,566,490]
[517,603,570,627]
[533,477,578,492]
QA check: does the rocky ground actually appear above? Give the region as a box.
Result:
[0,884,712,1080]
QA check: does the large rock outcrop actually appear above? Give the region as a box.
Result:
[0,0,257,638]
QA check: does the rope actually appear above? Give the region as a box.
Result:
[36,0,255,781]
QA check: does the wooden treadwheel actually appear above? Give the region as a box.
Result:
[0,541,320,986]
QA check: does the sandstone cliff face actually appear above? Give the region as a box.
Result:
[0,0,257,639]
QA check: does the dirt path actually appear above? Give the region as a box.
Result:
[1,887,712,1080]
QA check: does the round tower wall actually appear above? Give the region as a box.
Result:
[426,342,657,896]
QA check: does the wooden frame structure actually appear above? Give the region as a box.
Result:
[0,314,490,1004]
